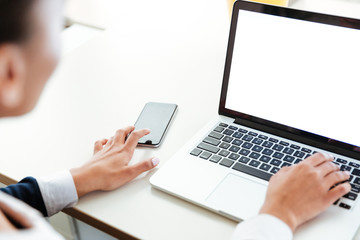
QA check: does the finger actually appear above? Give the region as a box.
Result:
[113,126,135,145]
[325,182,351,205]
[125,129,151,151]
[126,157,160,180]
[94,139,108,154]
[105,136,114,147]
[318,161,340,177]
[305,152,334,167]
[324,170,350,188]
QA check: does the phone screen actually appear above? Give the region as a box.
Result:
[134,102,177,147]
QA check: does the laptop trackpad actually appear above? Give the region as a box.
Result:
[206,173,267,220]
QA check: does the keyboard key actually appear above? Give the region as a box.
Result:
[239,149,250,156]
[336,158,347,164]
[294,151,305,158]
[273,152,284,160]
[262,141,273,148]
[219,123,228,127]
[209,131,223,140]
[260,155,271,163]
[197,143,220,154]
[343,192,357,201]
[229,153,240,160]
[220,158,234,168]
[269,138,279,143]
[239,156,250,164]
[301,147,312,153]
[249,152,261,160]
[223,136,234,143]
[242,142,253,149]
[340,165,352,172]
[203,137,220,146]
[252,145,263,153]
[354,177,360,185]
[249,160,261,167]
[229,145,240,153]
[294,159,302,164]
[229,125,238,130]
[281,162,292,168]
[351,184,360,193]
[283,155,295,163]
[272,144,284,151]
[232,139,243,146]
[190,148,202,156]
[210,155,222,163]
[232,132,243,139]
[248,132,258,137]
[305,154,311,159]
[219,150,230,157]
[352,169,360,177]
[270,159,282,166]
[232,163,272,181]
[252,138,263,145]
[260,163,271,171]
[242,135,254,142]
[283,147,294,155]
[279,141,289,146]
[339,202,351,210]
[262,148,274,156]
[223,129,234,136]
[349,162,360,168]
[219,142,230,149]
[238,128,248,133]
[290,144,300,149]
[214,126,224,133]
[333,199,340,205]
[270,167,280,174]
[200,151,212,160]
[259,135,268,140]
[349,175,354,182]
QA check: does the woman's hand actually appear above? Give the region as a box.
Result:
[70,126,159,198]
[260,153,351,232]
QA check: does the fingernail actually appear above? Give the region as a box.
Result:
[345,171,351,176]
[152,157,160,166]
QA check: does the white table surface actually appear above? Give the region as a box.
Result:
[1,0,360,239]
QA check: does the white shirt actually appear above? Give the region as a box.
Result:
[1,171,292,239]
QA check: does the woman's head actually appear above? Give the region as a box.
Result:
[0,0,63,116]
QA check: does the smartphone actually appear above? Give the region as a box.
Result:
[134,102,177,147]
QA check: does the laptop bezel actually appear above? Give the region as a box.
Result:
[218,0,360,160]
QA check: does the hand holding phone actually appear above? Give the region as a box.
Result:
[134,102,177,147]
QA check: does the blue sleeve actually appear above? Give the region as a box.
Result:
[0,177,48,217]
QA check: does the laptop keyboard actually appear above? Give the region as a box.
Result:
[190,122,359,210]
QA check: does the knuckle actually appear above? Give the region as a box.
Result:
[116,129,125,135]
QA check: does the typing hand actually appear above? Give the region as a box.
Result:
[259,153,350,232]
[70,126,160,197]
[0,192,64,239]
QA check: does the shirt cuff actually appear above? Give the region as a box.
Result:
[232,214,293,240]
[36,170,78,217]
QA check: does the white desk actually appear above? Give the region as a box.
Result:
[1,0,360,239]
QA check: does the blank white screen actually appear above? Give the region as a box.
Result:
[226,10,360,147]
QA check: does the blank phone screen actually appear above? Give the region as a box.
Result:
[134,102,177,146]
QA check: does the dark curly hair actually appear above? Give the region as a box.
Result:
[0,0,36,44]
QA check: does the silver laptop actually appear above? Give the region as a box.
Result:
[150,1,360,239]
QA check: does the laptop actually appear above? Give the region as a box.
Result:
[150,1,360,239]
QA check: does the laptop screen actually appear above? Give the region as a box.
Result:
[221,3,360,155]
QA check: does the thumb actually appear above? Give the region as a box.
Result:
[129,157,160,177]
